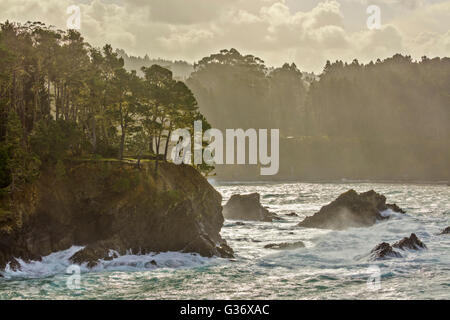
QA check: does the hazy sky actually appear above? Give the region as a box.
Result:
[1,0,449,72]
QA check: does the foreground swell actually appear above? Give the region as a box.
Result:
[1,182,449,299]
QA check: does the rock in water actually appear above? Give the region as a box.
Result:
[222,193,281,222]
[286,212,298,217]
[392,233,427,250]
[298,189,405,230]
[0,161,233,270]
[440,226,450,235]
[264,241,305,250]
[370,233,426,260]
[370,242,403,260]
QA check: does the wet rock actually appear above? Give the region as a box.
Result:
[298,189,405,230]
[392,233,427,250]
[264,241,305,250]
[223,193,281,222]
[70,239,122,268]
[144,260,157,268]
[286,212,298,217]
[182,234,234,259]
[235,222,246,226]
[8,258,21,271]
[370,233,426,260]
[386,203,406,214]
[370,242,402,260]
[440,226,450,235]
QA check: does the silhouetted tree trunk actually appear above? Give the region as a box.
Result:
[164,130,171,161]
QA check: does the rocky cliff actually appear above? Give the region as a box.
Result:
[0,161,233,270]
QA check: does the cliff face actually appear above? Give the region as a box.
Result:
[0,161,233,270]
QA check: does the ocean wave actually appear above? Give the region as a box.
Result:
[0,247,217,280]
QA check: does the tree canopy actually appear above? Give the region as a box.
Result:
[0,21,210,191]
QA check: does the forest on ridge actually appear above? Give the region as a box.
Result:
[186,49,450,181]
[1,21,449,188]
[0,21,211,193]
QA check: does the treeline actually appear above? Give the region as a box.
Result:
[187,49,450,180]
[117,49,194,80]
[187,49,308,136]
[0,21,209,191]
[308,55,450,141]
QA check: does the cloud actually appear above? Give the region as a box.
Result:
[0,0,448,72]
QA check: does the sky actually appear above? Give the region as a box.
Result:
[0,0,449,72]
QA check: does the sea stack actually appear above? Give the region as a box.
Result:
[222,193,280,222]
[298,189,405,230]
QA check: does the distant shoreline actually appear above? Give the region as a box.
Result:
[211,178,450,186]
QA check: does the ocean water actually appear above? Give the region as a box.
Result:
[1,182,449,300]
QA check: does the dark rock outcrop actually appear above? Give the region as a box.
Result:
[370,242,403,259]
[0,161,233,270]
[392,233,427,250]
[286,212,298,217]
[222,193,281,222]
[370,233,426,260]
[440,226,450,235]
[264,241,305,250]
[298,189,405,230]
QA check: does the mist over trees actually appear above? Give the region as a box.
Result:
[117,49,194,81]
[1,20,448,184]
[187,49,308,137]
[0,21,209,192]
[187,49,450,181]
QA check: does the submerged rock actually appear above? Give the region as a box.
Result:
[440,226,450,235]
[264,241,305,250]
[222,193,281,222]
[0,162,233,270]
[298,189,405,230]
[370,233,426,260]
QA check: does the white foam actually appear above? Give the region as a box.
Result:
[0,246,218,279]
[1,246,84,279]
[380,209,403,218]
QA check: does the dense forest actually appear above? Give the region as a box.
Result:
[187,49,450,181]
[1,21,449,187]
[187,49,308,136]
[0,21,211,193]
